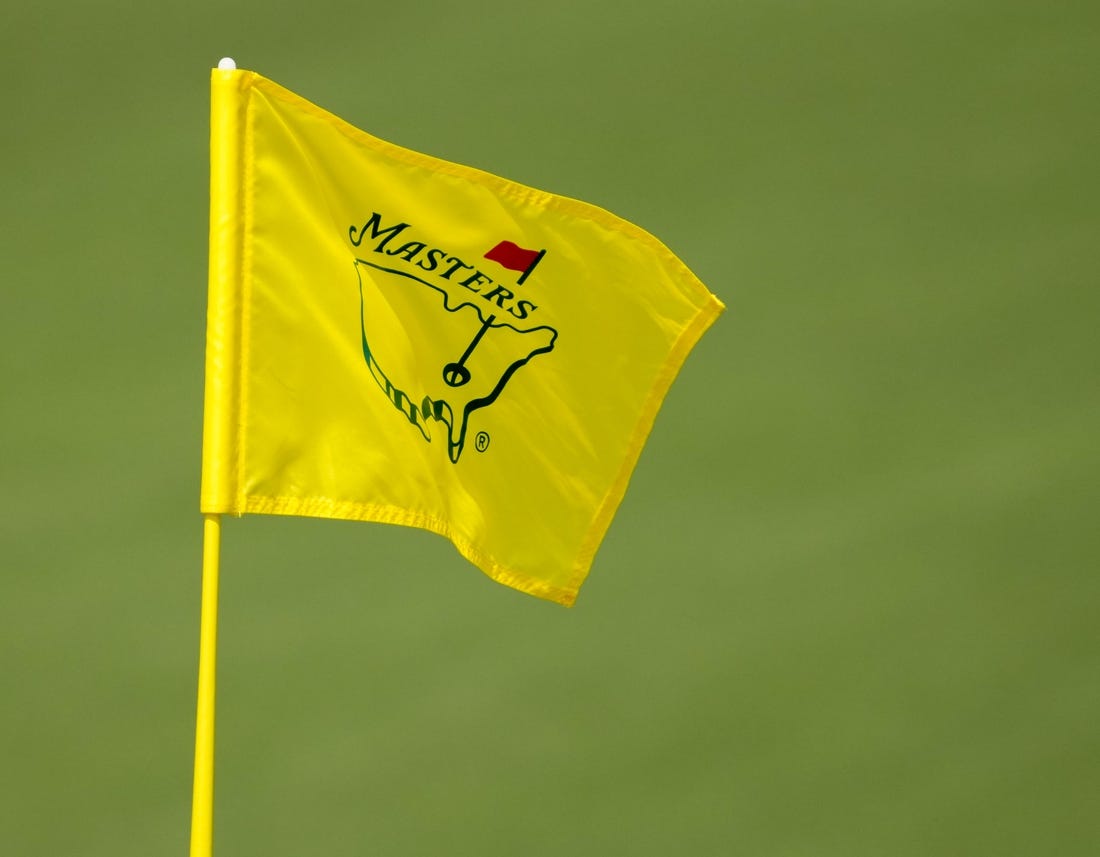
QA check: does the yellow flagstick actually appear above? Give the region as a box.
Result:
[191,54,239,855]
[189,513,221,857]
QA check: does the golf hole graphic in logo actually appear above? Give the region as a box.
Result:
[350,214,558,463]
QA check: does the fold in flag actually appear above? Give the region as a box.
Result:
[202,67,724,606]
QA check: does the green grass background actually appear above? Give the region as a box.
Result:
[2,1,1098,854]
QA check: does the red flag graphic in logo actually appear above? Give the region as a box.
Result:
[485,241,545,284]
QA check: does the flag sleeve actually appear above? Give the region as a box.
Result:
[201,68,251,513]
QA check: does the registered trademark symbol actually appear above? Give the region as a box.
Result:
[475,432,490,452]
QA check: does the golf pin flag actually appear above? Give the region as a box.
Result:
[484,240,544,284]
[202,67,724,606]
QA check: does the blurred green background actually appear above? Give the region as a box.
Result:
[2,1,1098,855]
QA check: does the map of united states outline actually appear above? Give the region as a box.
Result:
[353,258,559,463]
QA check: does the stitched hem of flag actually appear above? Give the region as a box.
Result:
[567,291,726,597]
[237,494,580,607]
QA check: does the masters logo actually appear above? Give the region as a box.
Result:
[350,213,559,463]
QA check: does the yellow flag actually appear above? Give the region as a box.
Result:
[202,67,724,606]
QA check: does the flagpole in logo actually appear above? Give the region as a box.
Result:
[484,240,545,285]
[442,313,495,388]
[515,249,545,284]
[441,240,547,388]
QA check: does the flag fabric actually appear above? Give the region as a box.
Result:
[202,67,724,606]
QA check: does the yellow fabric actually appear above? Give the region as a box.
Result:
[201,68,724,606]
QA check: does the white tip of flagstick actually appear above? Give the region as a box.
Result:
[217,57,237,70]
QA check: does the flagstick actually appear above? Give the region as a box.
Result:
[516,249,545,285]
[189,513,222,857]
